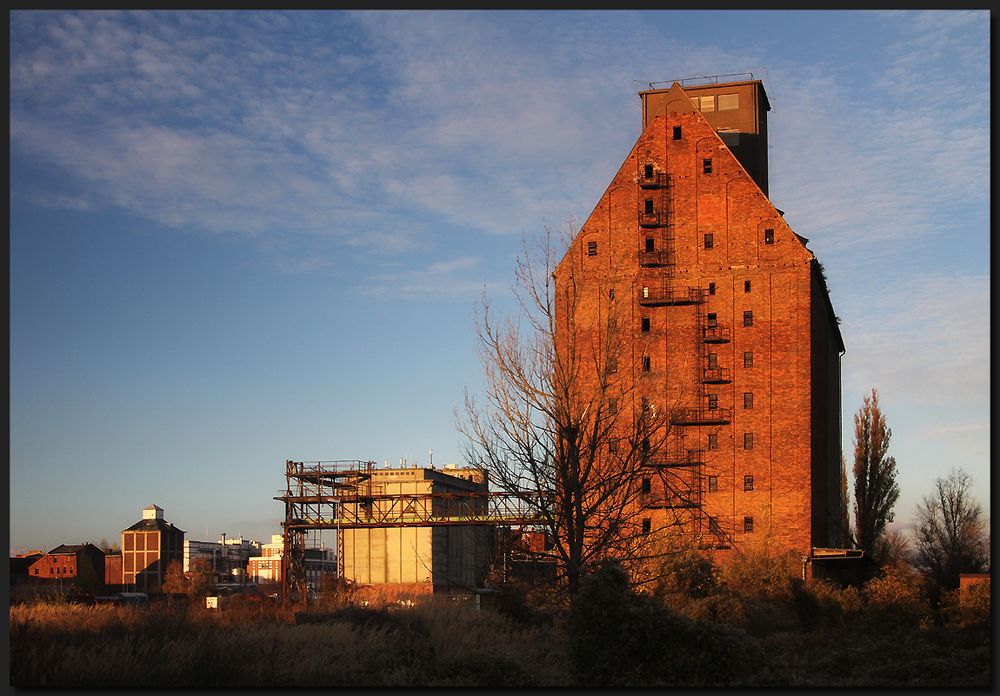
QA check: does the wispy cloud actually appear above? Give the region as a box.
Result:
[769,11,988,265]
[841,273,989,410]
[9,10,988,308]
[925,422,988,439]
[362,255,500,300]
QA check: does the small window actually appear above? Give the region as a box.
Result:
[641,355,651,372]
[704,233,714,249]
[608,397,617,414]
[609,288,615,300]
[708,433,718,450]
[718,93,739,111]
[703,158,713,175]
[707,352,718,369]
[644,163,654,179]
[642,286,650,298]
[744,351,753,368]
[708,282,716,295]
[744,516,754,533]
[609,438,619,453]
[642,518,652,535]
[744,475,754,491]
[641,317,650,333]
[641,477,651,494]
[706,312,717,327]
[708,476,718,493]
[645,237,655,252]
[744,432,753,450]
[744,280,751,293]
[707,393,718,411]
[587,241,598,256]
[700,95,716,112]
[764,228,774,245]
[744,392,753,409]
[645,199,654,214]
[744,311,753,327]
[673,126,682,140]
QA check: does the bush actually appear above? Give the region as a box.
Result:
[719,543,802,601]
[649,546,718,599]
[569,561,764,686]
[863,564,930,630]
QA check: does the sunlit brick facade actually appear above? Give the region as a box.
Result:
[121,504,185,592]
[554,79,844,557]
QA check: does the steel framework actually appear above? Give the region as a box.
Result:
[276,459,546,603]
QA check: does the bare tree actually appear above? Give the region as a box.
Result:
[97,538,120,554]
[852,388,899,562]
[913,468,989,590]
[460,227,680,602]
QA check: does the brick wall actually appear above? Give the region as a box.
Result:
[555,83,842,558]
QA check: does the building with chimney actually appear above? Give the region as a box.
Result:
[554,76,844,557]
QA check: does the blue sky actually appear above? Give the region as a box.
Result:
[10,10,989,552]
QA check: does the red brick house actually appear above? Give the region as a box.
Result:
[554,77,844,559]
[27,543,106,593]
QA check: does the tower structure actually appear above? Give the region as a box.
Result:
[554,77,845,557]
[121,504,185,592]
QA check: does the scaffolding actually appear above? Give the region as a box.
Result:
[276,459,545,603]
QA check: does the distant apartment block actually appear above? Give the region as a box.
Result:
[247,534,335,586]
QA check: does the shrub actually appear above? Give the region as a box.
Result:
[649,546,718,600]
[863,564,930,630]
[569,561,764,686]
[320,573,358,608]
[719,543,802,601]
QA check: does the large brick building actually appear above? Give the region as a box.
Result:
[554,77,844,557]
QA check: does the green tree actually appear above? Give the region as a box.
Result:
[852,389,899,563]
[913,468,989,591]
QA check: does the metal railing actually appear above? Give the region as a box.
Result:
[638,211,668,228]
[638,172,669,189]
[702,325,731,343]
[670,406,733,425]
[702,367,731,384]
[638,286,706,306]
[648,72,755,90]
[638,250,672,267]
[644,448,704,469]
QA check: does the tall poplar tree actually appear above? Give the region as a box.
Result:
[852,389,899,562]
[840,453,852,547]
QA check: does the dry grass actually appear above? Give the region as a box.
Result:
[9,597,569,687]
[10,557,990,688]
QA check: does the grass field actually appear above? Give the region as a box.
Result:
[9,559,990,687]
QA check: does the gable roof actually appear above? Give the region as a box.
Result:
[47,543,102,555]
[124,517,186,534]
